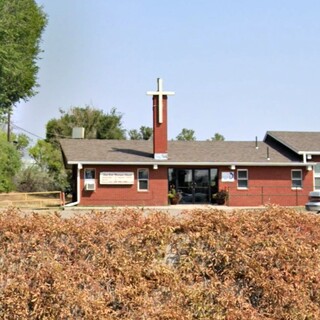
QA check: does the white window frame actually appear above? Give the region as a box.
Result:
[237,169,248,189]
[315,163,320,190]
[137,168,149,191]
[291,169,302,189]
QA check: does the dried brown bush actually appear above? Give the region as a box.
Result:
[0,206,319,319]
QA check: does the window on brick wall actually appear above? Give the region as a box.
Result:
[138,168,149,191]
[237,169,248,189]
[84,168,95,179]
[291,169,302,188]
[315,163,320,190]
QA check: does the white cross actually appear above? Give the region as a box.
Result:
[147,78,175,124]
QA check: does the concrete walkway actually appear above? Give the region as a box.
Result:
[58,204,266,218]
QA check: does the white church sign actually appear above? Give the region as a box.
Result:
[100,172,134,185]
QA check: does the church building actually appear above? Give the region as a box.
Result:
[60,79,320,207]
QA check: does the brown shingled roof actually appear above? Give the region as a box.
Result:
[266,131,320,153]
[60,138,302,165]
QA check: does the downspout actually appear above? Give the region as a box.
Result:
[302,152,307,164]
[64,163,82,207]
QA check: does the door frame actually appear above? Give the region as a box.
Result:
[168,168,218,204]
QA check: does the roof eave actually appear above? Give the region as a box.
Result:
[265,132,299,153]
[298,151,320,155]
[67,161,315,167]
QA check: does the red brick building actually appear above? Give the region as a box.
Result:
[60,79,320,207]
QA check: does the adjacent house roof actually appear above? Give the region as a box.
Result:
[60,138,304,166]
[265,131,320,154]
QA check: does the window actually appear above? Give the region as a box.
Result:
[237,169,248,188]
[315,164,320,190]
[138,169,149,191]
[84,168,95,180]
[291,169,302,188]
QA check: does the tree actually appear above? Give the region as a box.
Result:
[210,133,225,141]
[0,0,47,117]
[14,166,57,192]
[46,106,126,145]
[0,130,22,192]
[28,139,68,191]
[176,128,196,141]
[96,108,126,139]
[128,126,152,140]
[37,106,126,191]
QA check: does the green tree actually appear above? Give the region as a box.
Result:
[14,165,57,192]
[128,129,140,140]
[128,126,152,140]
[46,106,126,145]
[0,131,21,192]
[34,106,126,191]
[96,108,126,139]
[210,133,225,141]
[0,0,47,117]
[176,128,196,141]
[28,140,68,191]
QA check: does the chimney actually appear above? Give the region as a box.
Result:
[72,127,85,139]
[147,78,175,160]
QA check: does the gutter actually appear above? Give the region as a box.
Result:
[67,161,317,167]
[64,163,82,207]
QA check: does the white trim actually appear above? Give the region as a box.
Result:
[67,161,317,167]
[291,169,303,189]
[299,151,320,155]
[315,163,320,190]
[137,168,149,192]
[300,152,320,163]
[64,163,82,207]
[237,169,248,189]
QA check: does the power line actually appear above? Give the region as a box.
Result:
[10,123,45,140]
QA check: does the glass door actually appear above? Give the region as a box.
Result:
[193,169,210,203]
[168,169,213,204]
[176,169,193,203]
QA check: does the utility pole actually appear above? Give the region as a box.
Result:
[7,110,11,142]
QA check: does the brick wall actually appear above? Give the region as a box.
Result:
[219,166,313,206]
[77,165,314,207]
[153,95,168,155]
[79,165,168,206]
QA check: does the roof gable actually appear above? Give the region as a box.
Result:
[265,131,320,154]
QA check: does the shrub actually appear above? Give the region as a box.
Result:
[0,206,319,319]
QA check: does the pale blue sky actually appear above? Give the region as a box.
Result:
[13,0,320,142]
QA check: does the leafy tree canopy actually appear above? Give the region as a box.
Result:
[14,165,57,192]
[0,130,22,192]
[128,126,152,140]
[0,0,47,116]
[34,106,126,191]
[46,106,126,145]
[176,128,196,141]
[210,133,225,141]
[28,139,68,191]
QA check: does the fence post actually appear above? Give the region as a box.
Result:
[261,186,264,205]
[61,191,65,207]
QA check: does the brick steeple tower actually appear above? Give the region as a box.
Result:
[147,78,175,160]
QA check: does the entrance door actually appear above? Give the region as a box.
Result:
[169,169,213,204]
[193,169,210,204]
